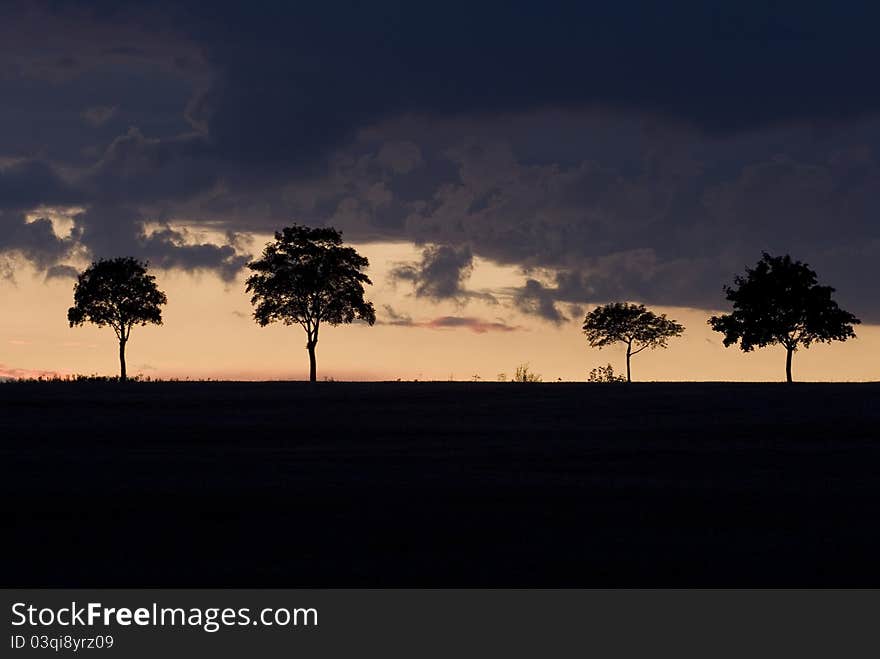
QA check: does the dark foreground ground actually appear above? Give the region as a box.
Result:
[2,381,879,586]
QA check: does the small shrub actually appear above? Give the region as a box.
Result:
[587,363,626,383]
[512,363,542,383]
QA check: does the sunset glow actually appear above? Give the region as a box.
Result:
[2,242,876,382]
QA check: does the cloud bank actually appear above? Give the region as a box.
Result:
[2,2,880,321]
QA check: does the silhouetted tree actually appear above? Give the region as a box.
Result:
[582,303,684,382]
[246,225,376,382]
[68,257,167,382]
[709,252,860,383]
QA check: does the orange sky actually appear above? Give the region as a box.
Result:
[1,240,877,382]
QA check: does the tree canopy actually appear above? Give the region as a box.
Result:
[67,257,167,381]
[245,225,376,382]
[709,252,860,382]
[582,302,684,382]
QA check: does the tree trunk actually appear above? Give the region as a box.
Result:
[625,342,632,383]
[307,341,317,383]
[119,338,127,382]
[785,345,793,384]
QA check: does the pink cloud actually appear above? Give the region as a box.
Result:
[422,316,521,333]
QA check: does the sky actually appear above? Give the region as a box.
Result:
[1,0,879,381]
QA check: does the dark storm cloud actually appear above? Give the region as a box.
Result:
[389,244,478,301]
[3,1,880,321]
[0,29,235,277]
[386,119,880,321]
[81,105,117,127]
[513,280,567,324]
[0,159,81,266]
[0,160,78,209]
[0,2,236,277]
[12,1,880,174]
[72,205,247,281]
[137,227,249,282]
[0,215,77,269]
[168,0,880,166]
[45,264,80,280]
[83,127,215,204]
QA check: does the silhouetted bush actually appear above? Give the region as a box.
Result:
[587,364,626,383]
[512,363,542,382]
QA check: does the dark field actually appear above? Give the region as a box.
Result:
[2,381,879,586]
